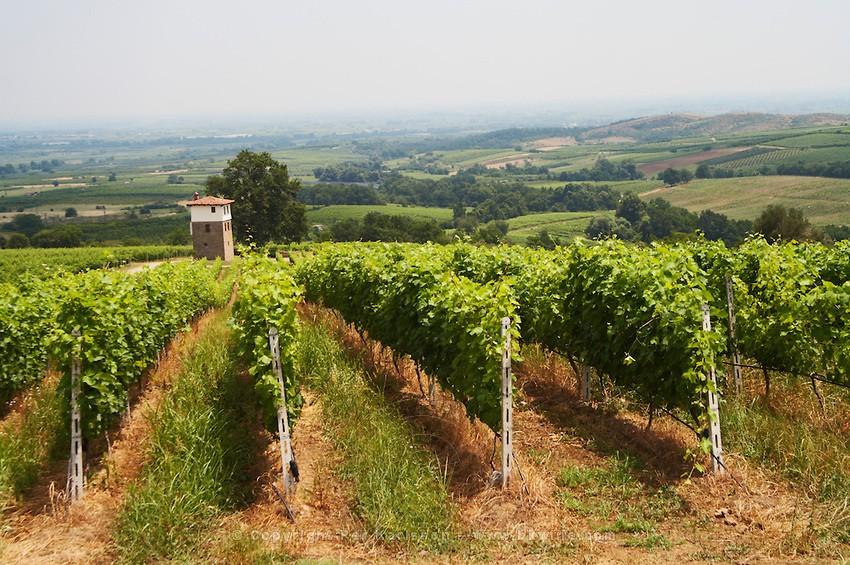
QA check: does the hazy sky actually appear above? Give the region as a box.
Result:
[2,0,849,125]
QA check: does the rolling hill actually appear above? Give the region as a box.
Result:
[578,112,850,143]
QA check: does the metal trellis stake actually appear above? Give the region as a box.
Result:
[68,329,84,501]
[269,328,296,494]
[724,275,743,395]
[702,305,725,475]
[500,317,513,489]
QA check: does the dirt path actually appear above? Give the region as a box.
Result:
[207,390,385,561]
[513,359,826,563]
[121,257,190,274]
[0,309,221,564]
[639,186,669,197]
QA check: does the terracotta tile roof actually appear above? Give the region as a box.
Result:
[186,196,235,206]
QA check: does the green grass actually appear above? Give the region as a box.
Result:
[623,533,672,550]
[600,516,654,534]
[113,309,256,563]
[296,321,455,549]
[505,210,613,243]
[641,175,850,225]
[305,204,453,226]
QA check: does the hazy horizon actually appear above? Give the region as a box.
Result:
[2,0,849,129]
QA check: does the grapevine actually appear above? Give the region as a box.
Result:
[231,255,304,429]
[48,260,224,435]
[295,243,519,430]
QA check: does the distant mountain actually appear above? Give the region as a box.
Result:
[577,112,850,143]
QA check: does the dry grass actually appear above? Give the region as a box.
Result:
[722,366,850,553]
[206,392,372,563]
[518,344,850,561]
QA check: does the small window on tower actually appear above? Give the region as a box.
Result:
[205,224,211,233]
[211,206,216,213]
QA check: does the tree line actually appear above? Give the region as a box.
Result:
[695,160,850,180]
[584,194,751,245]
[322,212,446,244]
[583,196,834,246]
[301,172,622,220]
[0,160,65,176]
[312,160,382,183]
[554,159,643,182]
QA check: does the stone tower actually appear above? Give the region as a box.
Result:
[186,193,235,261]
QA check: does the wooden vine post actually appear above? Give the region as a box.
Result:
[269,328,296,494]
[68,329,84,501]
[724,276,743,395]
[702,305,725,475]
[500,317,513,488]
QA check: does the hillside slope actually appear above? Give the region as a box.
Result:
[580,112,850,143]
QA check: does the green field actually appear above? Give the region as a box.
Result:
[305,204,453,226]
[269,146,366,177]
[772,131,850,148]
[435,148,517,166]
[3,116,850,246]
[641,175,850,225]
[708,146,850,171]
[777,146,850,164]
[0,176,198,216]
[398,170,450,180]
[0,245,192,282]
[528,179,663,193]
[505,210,613,243]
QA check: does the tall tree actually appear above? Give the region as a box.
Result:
[615,193,645,224]
[2,213,44,237]
[206,150,307,244]
[753,204,823,242]
[697,209,751,246]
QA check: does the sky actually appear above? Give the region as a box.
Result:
[1,0,849,127]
